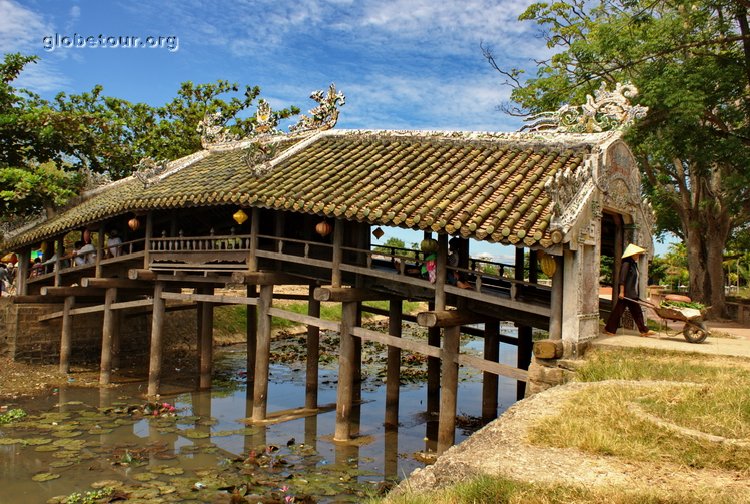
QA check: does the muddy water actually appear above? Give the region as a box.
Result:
[0,329,519,503]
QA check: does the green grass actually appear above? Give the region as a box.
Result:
[377,474,738,504]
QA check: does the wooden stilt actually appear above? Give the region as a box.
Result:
[427,302,441,418]
[517,325,533,400]
[482,320,500,421]
[59,296,75,374]
[251,284,274,421]
[147,282,165,397]
[305,284,320,409]
[196,296,203,374]
[353,301,362,403]
[199,287,214,389]
[334,301,357,441]
[246,285,257,385]
[437,325,460,454]
[385,299,403,427]
[99,287,117,385]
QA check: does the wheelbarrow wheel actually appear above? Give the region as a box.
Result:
[683,321,709,344]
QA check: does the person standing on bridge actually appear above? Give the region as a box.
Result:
[603,243,657,337]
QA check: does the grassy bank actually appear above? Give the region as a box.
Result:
[383,347,750,504]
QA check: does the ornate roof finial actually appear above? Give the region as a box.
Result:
[522,82,649,133]
[289,83,346,134]
[253,99,279,136]
[197,112,239,148]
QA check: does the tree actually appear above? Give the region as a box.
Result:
[0,53,300,225]
[485,0,750,316]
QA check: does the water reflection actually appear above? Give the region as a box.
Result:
[0,332,520,502]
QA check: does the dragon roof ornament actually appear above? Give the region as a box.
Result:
[522,82,648,133]
[289,83,346,134]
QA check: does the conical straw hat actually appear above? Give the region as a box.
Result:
[622,243,646,259]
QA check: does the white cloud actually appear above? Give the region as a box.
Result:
[0,0,51,52]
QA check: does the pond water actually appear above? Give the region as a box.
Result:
[0,325,520,503]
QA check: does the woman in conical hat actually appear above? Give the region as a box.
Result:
[603,243,657,337]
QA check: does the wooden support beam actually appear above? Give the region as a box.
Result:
[199,286,214,389]
[160,291,259,306]
[417,309,486,328]
[482,320,500,421]
[427,301,440,421]
[549,255,563,340]
[313,287,390,303]
[246,285,257,386]
[331,219,344,287]
[517,325,533,400]
[437,325,460,454]
[128,269,157,281]
[251,284,274,421]
[248,207,260,271]
[305,285,320,410]
[81,277,151,289]
[435,234,448,310]
[385,299,402,428]
[59,296,74,374]
[230,270,308,285]
[99,287,117,385]
[147,282,165,397]
[41,286,105,297]
[334,301,357,441]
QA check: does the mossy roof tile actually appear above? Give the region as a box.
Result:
[3,130,610,250]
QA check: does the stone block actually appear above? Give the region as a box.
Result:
[533,339,563,359]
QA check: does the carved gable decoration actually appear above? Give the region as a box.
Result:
[600,141,641,212]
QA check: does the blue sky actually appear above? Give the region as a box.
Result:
[0,0,673,259]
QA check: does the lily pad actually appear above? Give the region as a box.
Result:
[35,445,59,452]
[133,472,158,482]
[182,429,210,439]
[0,438,23,445]
[49,460,75,468]
[24,437,53,446]
[53,439,85,449]
[52,430,83,438]
[90,479,124,489]
[32,472,61,482]
[151,465,184,476]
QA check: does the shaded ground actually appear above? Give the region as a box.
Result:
[0,358,100,401]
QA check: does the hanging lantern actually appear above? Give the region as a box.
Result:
[128,216,141,231]
[39,242,48,252]
[372,227,385,239]
[315,220,332,237]
[420,238,439,253]
[538,250,557,277]
[233,209,249,225]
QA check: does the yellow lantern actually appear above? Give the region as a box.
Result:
[233,209,249,225]
[128,217,141,231]
[538,250,557,277]
[315,220,332,237]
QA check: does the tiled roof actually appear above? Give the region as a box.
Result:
[2,129,615,250]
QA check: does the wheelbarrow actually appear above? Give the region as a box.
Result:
[627,297,710,344]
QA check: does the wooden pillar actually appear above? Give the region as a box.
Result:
[199,287,214,389]
[54,238,64,287]
[248,208,260,271]
[143,212,153,267]
[17,248,29,296]
[529,249,538,284]
[517,325,533,400]
[385,299,402,427]
[196,297,203,372]
[482,320,500,421]
[613,219,623,305]
[515,247,525,282]
[99,287,117,385]
[427,301,441,418]
[246,285,258,384]
[437,325,460,454]
[331,218,344,287]
[305,284,320,409]
[95,228,104,278]
[59,296,75,373]
[251,284,274,421]
[147,282,165,397]
[334,300,357,441]
[435,234,448,309]
[550,256,564,340]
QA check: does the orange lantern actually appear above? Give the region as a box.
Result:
[315,220,332,237]
[128,217,141,231]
